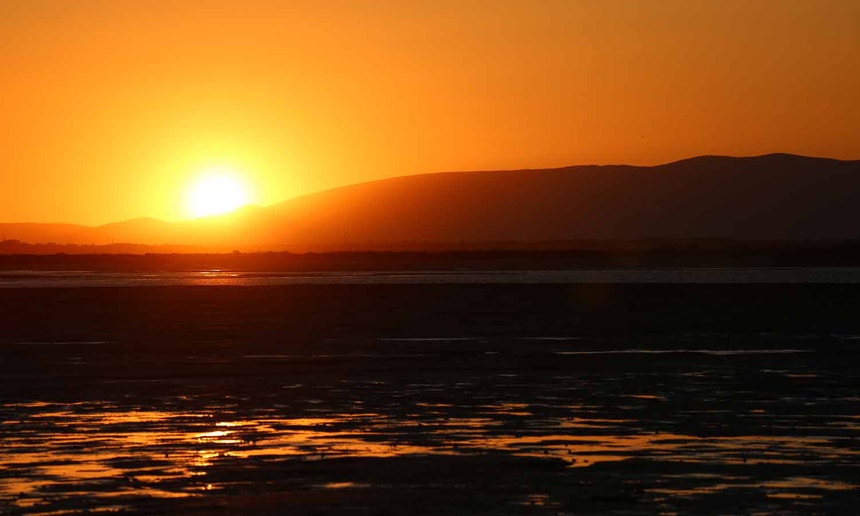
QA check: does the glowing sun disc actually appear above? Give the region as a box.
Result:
[186,171,252,218]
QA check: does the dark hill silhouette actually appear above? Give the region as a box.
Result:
[0,222,95,245]
[267,153,860,248]
[2,153,859,251]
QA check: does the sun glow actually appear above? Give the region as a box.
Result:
[185,168,253,218]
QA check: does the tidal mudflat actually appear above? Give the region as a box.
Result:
[1,283,859,514]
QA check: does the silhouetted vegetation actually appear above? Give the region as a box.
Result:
[4,239,860,270]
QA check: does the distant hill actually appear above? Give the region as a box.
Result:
[2,153,859,252]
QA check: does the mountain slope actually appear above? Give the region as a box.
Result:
[2,153,859,250]
[268,153,860,248]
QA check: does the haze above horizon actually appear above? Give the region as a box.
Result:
[2,0,859,225]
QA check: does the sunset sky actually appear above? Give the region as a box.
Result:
[2,0,858,225]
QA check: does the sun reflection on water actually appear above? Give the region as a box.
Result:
[2,363,859,515]
[3,398,858,515]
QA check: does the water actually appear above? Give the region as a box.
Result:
[1,340,858,514]
[3,267,860,288]
[1,274,859,513]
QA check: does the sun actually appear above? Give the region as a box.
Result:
[185,168,253,218]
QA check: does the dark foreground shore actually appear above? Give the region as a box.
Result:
[2,283,860,514]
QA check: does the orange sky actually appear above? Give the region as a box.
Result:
[2,0,858,225]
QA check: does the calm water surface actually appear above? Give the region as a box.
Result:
[3,267,860,288]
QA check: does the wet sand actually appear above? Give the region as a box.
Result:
[1,284,860,514]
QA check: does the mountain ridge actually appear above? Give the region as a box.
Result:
[2,153,859,251]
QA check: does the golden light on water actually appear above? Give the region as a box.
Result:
[185,167,254,218]
[4,381,860,512]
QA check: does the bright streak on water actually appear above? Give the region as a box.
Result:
[4,268,860,288]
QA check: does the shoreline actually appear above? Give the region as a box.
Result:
[4,245,860,271]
